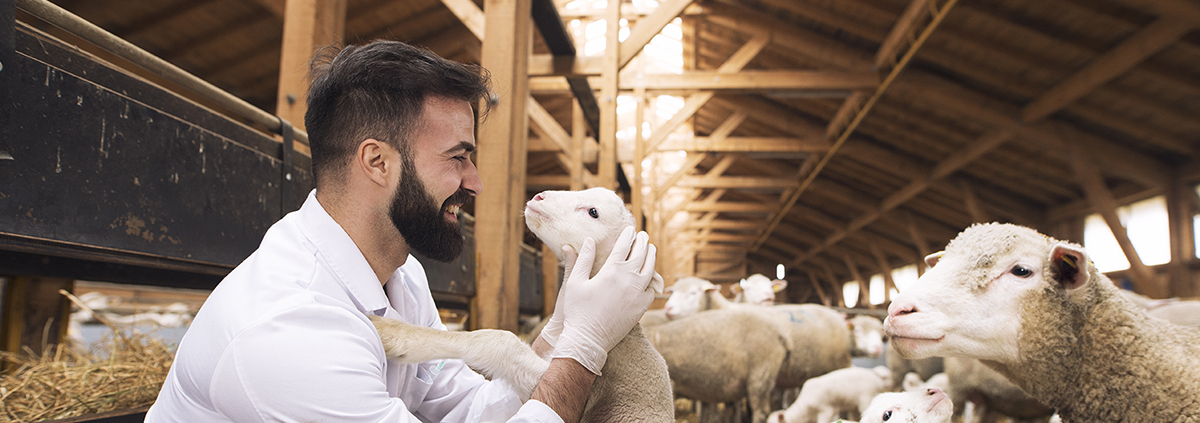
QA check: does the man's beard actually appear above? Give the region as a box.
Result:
[389,168,471,262]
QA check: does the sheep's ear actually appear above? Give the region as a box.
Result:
[1049,243,1089,290]
[925,251,945,267]
[730,283,744,295]
[650,272,665,294]
[772,279,788,292]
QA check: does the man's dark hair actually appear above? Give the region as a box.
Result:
[305,40,491,185]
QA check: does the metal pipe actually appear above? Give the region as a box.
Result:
[14,0,310,147]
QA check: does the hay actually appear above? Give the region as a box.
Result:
[0,291,174,422]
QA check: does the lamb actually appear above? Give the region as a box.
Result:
[371,187,673,421]
[884,223,1200,422]
[767,366,892,423]
[942,356,1053,423]
[854,389,954,423]
[733,273,788,306]
[901,372,948,394]
[643,307,794,423]
[885,344,943,390]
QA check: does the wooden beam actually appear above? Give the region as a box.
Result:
[1166,172,1196,297]
[1,277,73,360]
[787,131,1012,267]
[541,244,559,318]
[807,270,831,306]
[752,0,960,252]
[1068,131,1165,298]
[1022,18,1195,123]
[474,0,531,331]
[684,202,781,213]
[1118,0,1200,25]
[843,254,871,309]
[633,70,878,92]
[869,243,896,303]
[675,176,799,190]
[439,0,486,40]
[633,85,647,231]
[276,0,346,132]
[875,0,937,71]
[618,0,694,69]
[656,135,830,153]
[958,178,988,223]
[527,96,575,171]
[820,261,846,307]
[686,219,764,230]
[652,153,707,201]
[253,0,286,19]
[597,0,620,188]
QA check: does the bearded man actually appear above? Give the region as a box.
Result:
[147,40,657,423]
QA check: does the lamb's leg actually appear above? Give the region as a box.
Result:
[369,315,549,400]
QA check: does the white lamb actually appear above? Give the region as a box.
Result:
[853,389,954,423]
[767,366,892,423]
[371,187,673,421]
[885,223,1200,422]
[733,274,788,306]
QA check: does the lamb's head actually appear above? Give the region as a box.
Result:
[859,389,953,423]
[849,315,885,358]
[662,276,717,320]
[732,274,787,306]
[884,223,1100,364]
[524,187,663,291]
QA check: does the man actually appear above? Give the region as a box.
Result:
[146,40,657,422]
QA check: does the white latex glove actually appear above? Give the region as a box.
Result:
[538,244,577,351]
[552,227,657,375]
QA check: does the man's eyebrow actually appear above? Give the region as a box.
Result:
[446,142,476,154]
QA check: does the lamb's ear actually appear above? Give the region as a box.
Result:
[730,282,744,295]
[650,272,665,294]
[925,251,945,267]
[1049,243,1089,290]
[772,279,788,292]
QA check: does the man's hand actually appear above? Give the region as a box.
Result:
[533,244,577,358]
[551,227,657,375]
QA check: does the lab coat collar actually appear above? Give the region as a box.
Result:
[297,190,392,316]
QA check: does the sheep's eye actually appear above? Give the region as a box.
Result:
[882,410,892,421]
[587,208,599,219]
[1012,265,1033,278]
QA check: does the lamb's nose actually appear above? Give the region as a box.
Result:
[888,299,917,319]
[533,193,545,201]
[927,388,942,396]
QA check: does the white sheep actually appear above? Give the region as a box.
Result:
[643,307,794,423]
[885,344,943,390]
[733,274,788,306]
[372,187,673,421]
[854,389,954,423]
[885,223,1200,422]
[768,365,892,423]
[942,356,1053,423]
[661,277,886,390]
[901,372,948,394]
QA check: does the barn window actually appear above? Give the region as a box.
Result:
[1083,196,1170,273]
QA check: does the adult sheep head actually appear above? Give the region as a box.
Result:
[732,274,787,306]
[884,223,1094,364]
[661,276,718,320]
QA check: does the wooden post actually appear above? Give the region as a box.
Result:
[843,255,870,309]
[905,212,931,276]
[541,244,560,318]
[1068,132,1164,297]
[820,262,845,308]
[474,0,531,331]
[1166,171,1196,297]
[633,85,646,231]
[806,270,830,306]
[276,0,346,131]
[597,0,620,189]
[1,277,73,362]
[571,100,586,191]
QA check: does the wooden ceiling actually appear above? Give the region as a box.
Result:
[21,0,1200,304]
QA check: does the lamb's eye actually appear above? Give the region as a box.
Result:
[1012,265,1033,278]
[882,410,892,421]
[587,208,599,219]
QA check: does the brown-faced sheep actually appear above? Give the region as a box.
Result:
[885,223,1200,422]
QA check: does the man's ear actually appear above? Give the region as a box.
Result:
[357,138,397,187]
[1049,243,1090,290]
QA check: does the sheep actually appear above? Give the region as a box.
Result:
[1148,300,1200,327]
[885,344,943,390]
[733,274,788,306]
[885,223,1200,422]
[854,389,954,423]
[372,187,673,421]
[643,307,794,423]
[661,276,886,390]
[767,366,892,423]
[942,356,1053,423]
[901,372,948,394]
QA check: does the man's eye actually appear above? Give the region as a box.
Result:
[588,208,599,219]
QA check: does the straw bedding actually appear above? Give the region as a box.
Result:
[0,291,173,422]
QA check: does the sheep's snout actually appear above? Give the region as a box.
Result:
[887,298,918,320]
[532,192,545,201]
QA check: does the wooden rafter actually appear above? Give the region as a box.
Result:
[787,130,1012,267]
[438,0,485,40]
[1021,18,1195,123]
[618,0,694,69]
[752,0,960,252]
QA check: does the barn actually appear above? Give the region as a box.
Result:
[0,0,1197,421]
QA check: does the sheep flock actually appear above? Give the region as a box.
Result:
[370,188,1200,423]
